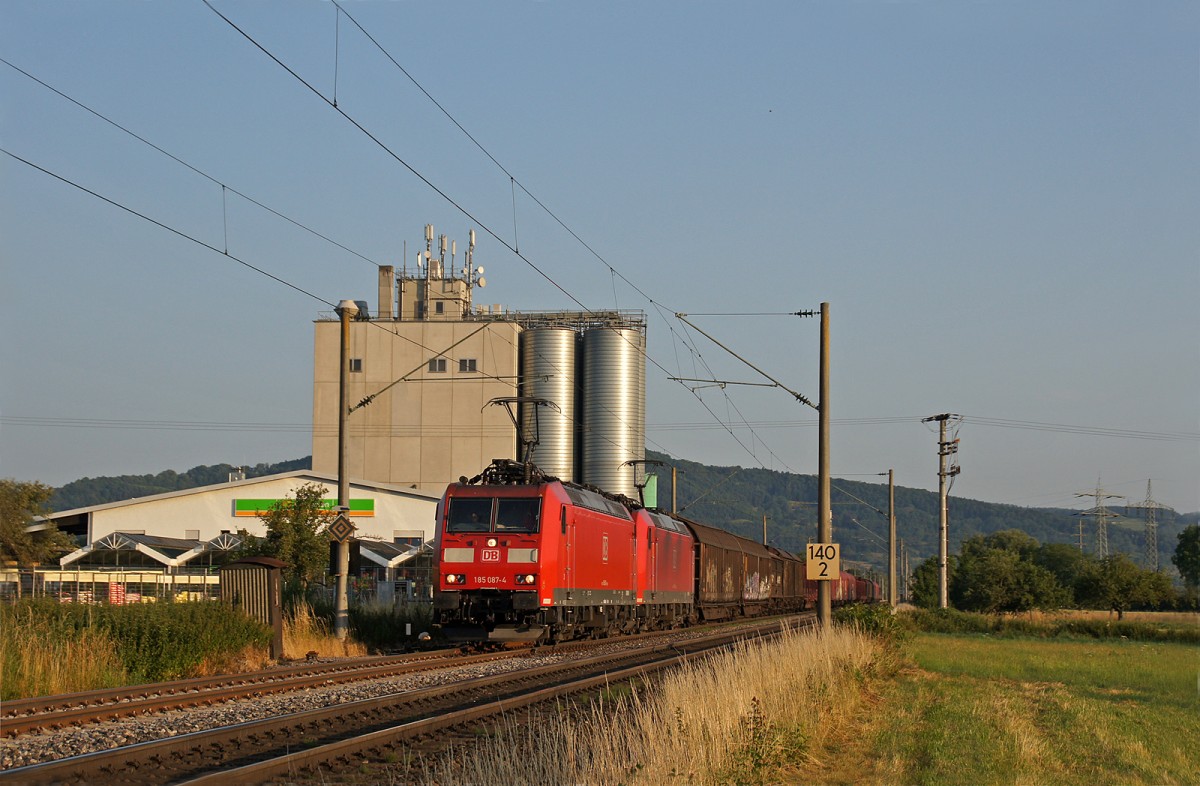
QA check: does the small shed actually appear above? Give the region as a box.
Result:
[220,556,286,659]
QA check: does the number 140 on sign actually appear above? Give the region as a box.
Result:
[806,543,840,580]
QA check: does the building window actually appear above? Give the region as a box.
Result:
[394,530,423,551]
[349,358,363,373]
[428,357,447,373]
[435,301,445,314]
[459,358,477,373]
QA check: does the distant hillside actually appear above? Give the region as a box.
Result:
[646,450,1193,576]
[50,452,1193,576]
[50,457,311,511]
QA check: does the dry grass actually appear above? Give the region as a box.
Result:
[1024,608,1199,626]
[282,602,367,659]
[416,624,892,785]
[1,625,126,698]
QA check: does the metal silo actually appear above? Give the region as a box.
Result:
[581,325,645,497]
[520,327,577,481]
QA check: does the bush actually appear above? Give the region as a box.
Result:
[350,599,434,651]
[0,598,273,696]
[833,603,906,642]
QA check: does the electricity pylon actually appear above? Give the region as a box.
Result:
[1125,480,1173,571]
[1075,479,1124,559]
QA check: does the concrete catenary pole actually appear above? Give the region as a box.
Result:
[936,416,948,608]
[888,469,897,608]
[334,299,358,641]
[817,302,832,630]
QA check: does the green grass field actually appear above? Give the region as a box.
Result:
[858,633,1200,786]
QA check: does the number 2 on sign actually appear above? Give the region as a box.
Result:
[806,543,840,580]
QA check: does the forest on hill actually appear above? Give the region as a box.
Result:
[49,452,1193,579]
[50,458,310,512]
[645,450,1194,579]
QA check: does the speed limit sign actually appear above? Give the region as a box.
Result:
[806,543,840,580]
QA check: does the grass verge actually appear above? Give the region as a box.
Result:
[413,622,897,785]
[859,633,1200,786]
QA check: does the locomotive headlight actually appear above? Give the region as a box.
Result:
[486,538,498,548]
[515,573,537,585]
[444,573,466,585]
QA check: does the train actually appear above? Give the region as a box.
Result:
[432,458,880,643]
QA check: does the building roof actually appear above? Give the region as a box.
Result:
[359,539,433,569]
[60,531,244,568]
[37,471,440,522]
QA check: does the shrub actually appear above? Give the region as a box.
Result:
[350,599,434,651]
[833,603,906,642]
[0,597,272,696]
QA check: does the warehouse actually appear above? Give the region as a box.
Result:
[36,470,440,561]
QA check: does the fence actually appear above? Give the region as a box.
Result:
[0,569,222,604]
[0,567,434,607]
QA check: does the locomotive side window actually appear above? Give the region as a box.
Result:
[447,498,493,532]
[496,498,541,533]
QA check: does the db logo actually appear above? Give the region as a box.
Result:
[481,549,501,562]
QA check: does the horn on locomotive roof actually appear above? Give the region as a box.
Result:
[485,396,562,483]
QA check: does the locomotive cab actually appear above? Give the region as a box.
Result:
[434,485,548,642]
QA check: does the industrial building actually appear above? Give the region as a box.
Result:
[311,225,648,500]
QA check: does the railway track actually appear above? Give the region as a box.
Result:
[1,616,810,785]
[0,648,514,738]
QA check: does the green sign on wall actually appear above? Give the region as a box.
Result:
[233,499,375,517]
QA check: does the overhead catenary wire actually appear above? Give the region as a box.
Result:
[202,0,800,477]
[0,57,383,272]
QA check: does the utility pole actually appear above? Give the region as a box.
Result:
[334,300,358,641]
[922,414,960,609]
[1075,479,1123,559]
[817,302,832,630]
[888,469,897,608]
[1124,480,1171,570]
[899,539,909,603]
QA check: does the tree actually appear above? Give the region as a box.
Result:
[1034,543,1091,604]
[909,554,956,609]
[951,534,1067,614]
[1075,554,1174,620]
[0,479,76,567]
[237,482,334,593]
[1172,525,1200,591]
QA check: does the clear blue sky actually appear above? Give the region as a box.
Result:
[2,1,1196,516]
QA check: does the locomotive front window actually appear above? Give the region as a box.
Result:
[446,498,493,532]
[495,498,541,533]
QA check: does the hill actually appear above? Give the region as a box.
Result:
[50,458,311,512]
[646,450,1193,577]
[49,453,1192,576]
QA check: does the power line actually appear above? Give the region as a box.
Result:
[201,1,803,479]
[0,57,383,272]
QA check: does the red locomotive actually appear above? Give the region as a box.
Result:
[433,458,879,643]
